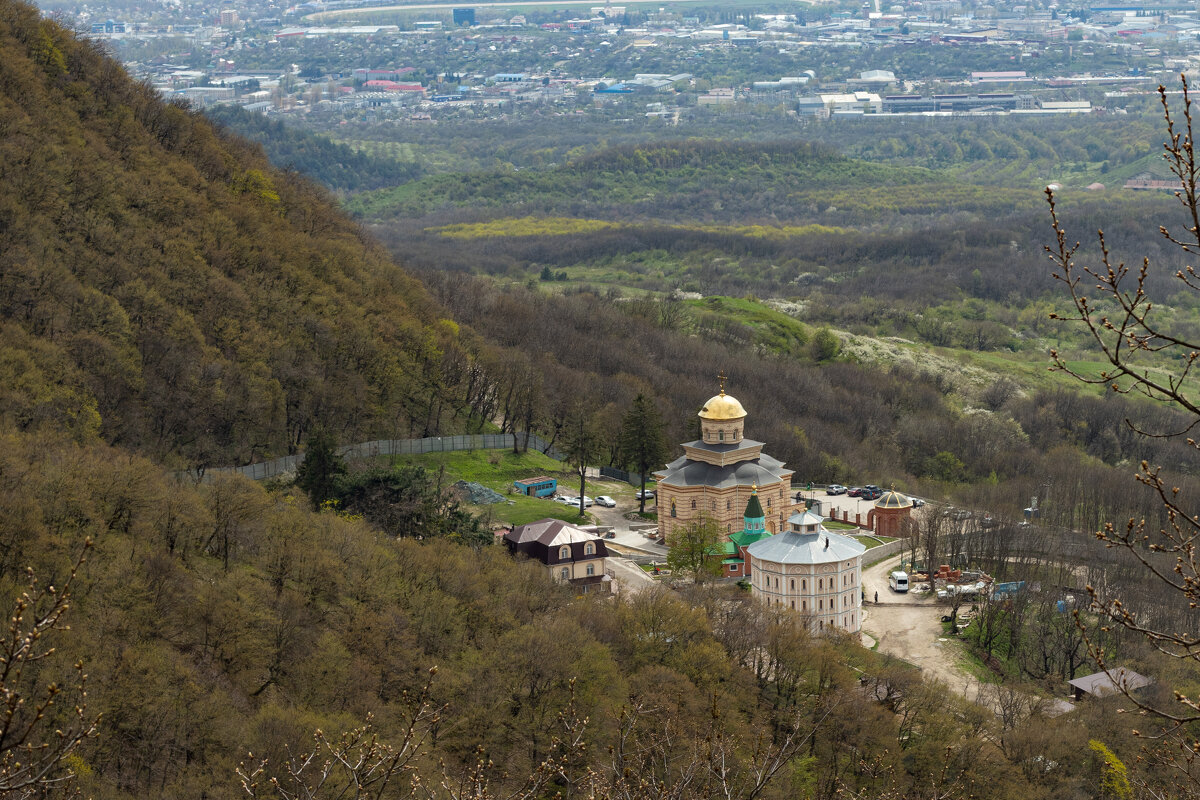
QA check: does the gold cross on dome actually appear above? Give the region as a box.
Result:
[717,371,727,395]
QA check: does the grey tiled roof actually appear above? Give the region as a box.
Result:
[746,529,866,565]
[656,458,789,489]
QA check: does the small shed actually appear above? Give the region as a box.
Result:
[513,476,557,497]
[1068,668,1152,701]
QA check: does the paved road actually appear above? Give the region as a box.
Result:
[546,479,666,592]
[605,555,657,595]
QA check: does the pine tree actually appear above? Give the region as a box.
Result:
[295,428,346,510]
[618,393,669,515]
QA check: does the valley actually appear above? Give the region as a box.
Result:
[2,0,1200,795]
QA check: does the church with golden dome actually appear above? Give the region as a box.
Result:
[654,378,796,543]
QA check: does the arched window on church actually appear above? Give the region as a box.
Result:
[560,546,570,559]
[584,542,595,556]
[560,568,569,580]
[691,499,696,510]
[671,499,677,517]
[719,431,724,441]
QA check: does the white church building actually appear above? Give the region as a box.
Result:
[746,508,866,634]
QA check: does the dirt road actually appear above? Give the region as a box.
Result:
[861,554,980,697]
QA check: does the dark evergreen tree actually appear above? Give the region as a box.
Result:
[295,428,346,509]
[335,465,487,544]
[618,393,669,515]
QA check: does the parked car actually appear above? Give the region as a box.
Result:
[862,488,883,501]
[595,495,616,507]
[847,487,864,498]
[635,489,656,500]
[911,498,926,508]
[579,496,594,507]
[555,495,577,505]
[826,484,847,495]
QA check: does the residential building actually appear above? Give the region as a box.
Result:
[504,518,611,593]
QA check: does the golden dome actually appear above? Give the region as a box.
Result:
[698,392,747,420]
[875,487,914,510]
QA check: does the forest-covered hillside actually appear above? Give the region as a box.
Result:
[206,104,424,193]
[346,139,1036,226]
[0,3,1196,798]
[0,0,482,469]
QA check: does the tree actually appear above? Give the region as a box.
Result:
[294,428,345,510]
[562,403,602,517]
[335,465,488,545]
[1046,77,1200,764]
[0,541,98,799]
[666,514,724,583]
[810,327,841,362]
[1088,739,1133,800]
[618,393,670,515]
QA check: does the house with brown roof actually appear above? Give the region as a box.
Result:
[504,518,612,593]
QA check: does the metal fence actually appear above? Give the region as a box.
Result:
[196,432,564,482]
[600,466,651,486]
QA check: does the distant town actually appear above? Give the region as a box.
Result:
[53,0,1200,130]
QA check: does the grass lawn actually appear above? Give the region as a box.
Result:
[480,496,594,527]
[825,520,859,531]
[379,448,599,527]
[853,534,896,549]
[387,448,566,485]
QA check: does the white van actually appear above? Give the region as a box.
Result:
[889,571,909,593]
